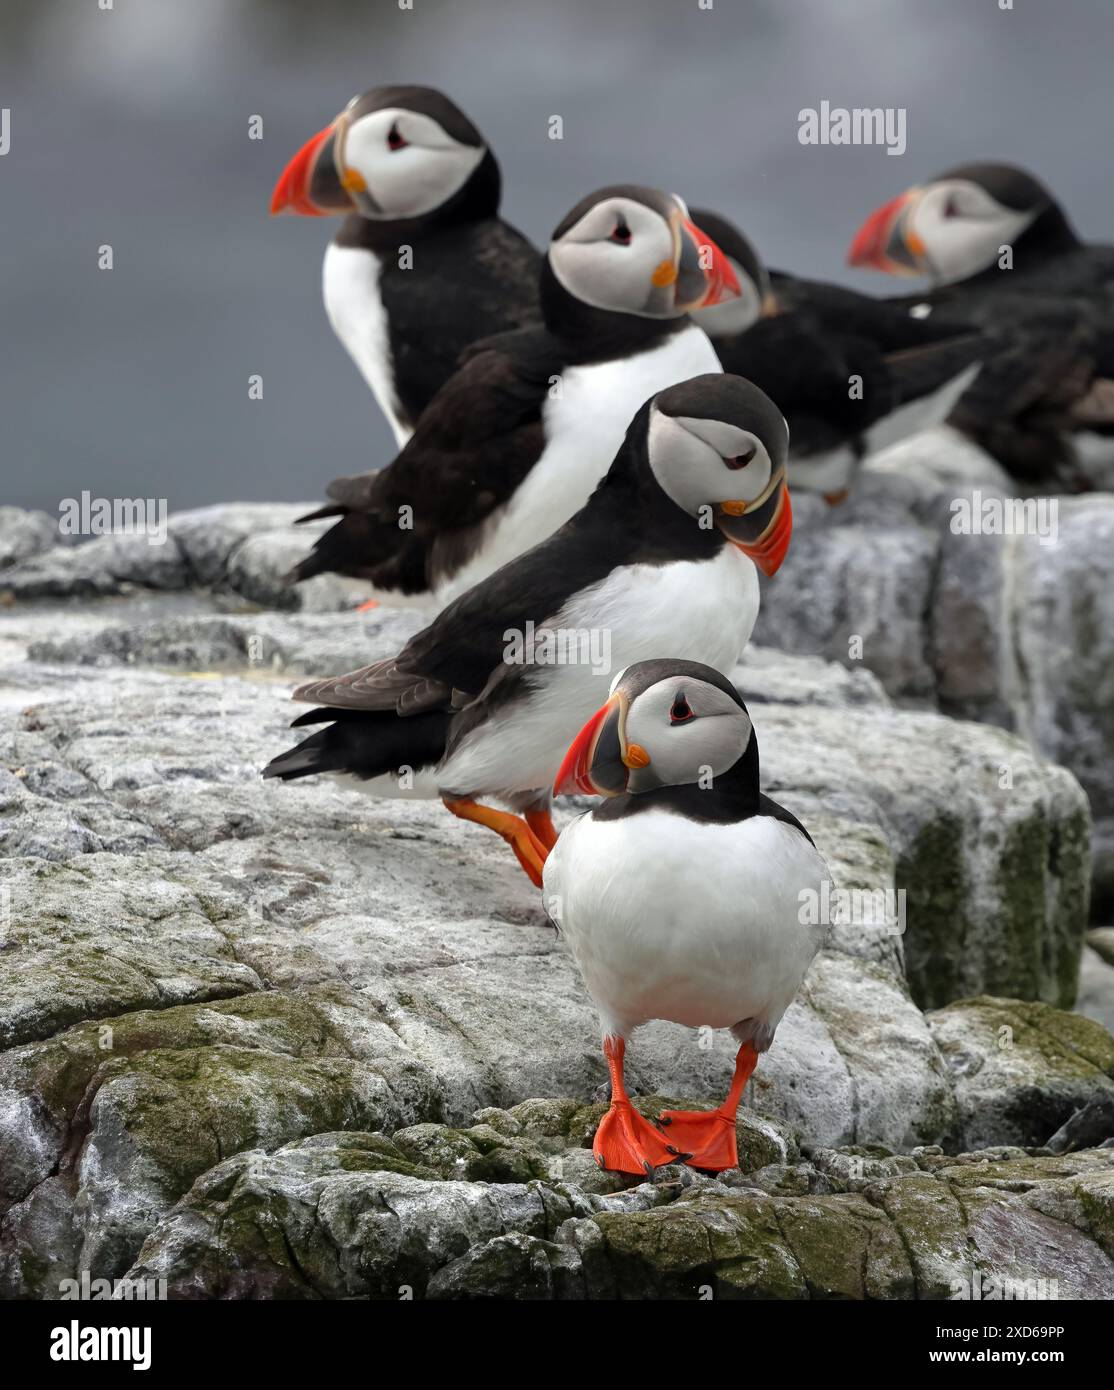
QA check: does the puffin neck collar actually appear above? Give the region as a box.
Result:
[594,736,762,825]
[539,260,689,365]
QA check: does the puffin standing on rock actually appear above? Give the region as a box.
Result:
[288,187,738,606]
[689,208,986,501]
[545,659,830,1175]
[272,85,541,445]
[264,375,791,887]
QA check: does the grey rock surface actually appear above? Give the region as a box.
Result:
[0,508,60,571]
[926,997,1114,1150]
[751,430,1114,913]
[0,502,354,612]
[933,494,1114,912]
[1077,946,1114,1037]
[752,514,939,702]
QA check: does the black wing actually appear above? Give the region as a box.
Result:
[380,217,543,422]
[291,493,632,719]
[768,270,972,350]
[292,328,561,593]
[713,309,891,455]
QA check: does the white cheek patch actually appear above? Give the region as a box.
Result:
[648,409,774,512]
[342,109,484,219]
[548,240,658,315]
[548,198,674,317]
[915,182,1038,283]
[646,410,723,515]
[625,679,753,789]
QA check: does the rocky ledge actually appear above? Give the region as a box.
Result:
[122,1111,1114,1300]
[2,456,1114,1299]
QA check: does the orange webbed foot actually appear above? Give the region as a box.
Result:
[655,1107,739,1172]
[354,599,380,612]
[654,1041,759,1172]
[594,1101,688,1176]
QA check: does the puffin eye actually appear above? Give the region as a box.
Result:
[610,221,632,245]
[724,445,757,471]
[387,122,408,152]
[669,693,694,724]
[943,196,959,218]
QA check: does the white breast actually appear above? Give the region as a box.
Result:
[437,545,759,799]
[434,323,722,604]
[323,243,412,448]
[544,810,828,1040]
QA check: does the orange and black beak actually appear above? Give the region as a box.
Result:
[554,693,649,798]
[672,214,742,311]
[271,121,355,217]
[847,188,926,275]
[716,475,792,577]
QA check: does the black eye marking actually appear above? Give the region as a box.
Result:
[610,220,632,245]
[387,122,408,152]
[943,196,959,218]
[669,692,695,724]
[724,445,757,470]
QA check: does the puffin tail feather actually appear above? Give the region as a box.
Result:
[287,511,431,594]
[262,706,451,784]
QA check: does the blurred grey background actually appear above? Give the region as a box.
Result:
[2,0,1112,513]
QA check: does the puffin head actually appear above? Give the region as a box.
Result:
[847,162,1063,284]
[554,659,753,798]
[687,207,771,337]
[640,372,791,577]
[271,85,494,221]
[545,186,741,319]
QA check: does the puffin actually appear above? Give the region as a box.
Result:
[688,208,986,501]
[264,375,792,888]
[544,658,829,1175]
[289,187,739,606]
[846,162,1114,293]
[272,85,541,445]
[846,163,1114,482]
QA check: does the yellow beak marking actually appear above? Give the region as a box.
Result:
[651,260,678,288]
[622,743,652,770]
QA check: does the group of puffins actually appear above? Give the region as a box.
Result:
[263,85,1114,1176]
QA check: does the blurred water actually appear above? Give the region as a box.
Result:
[1,0,1111,513]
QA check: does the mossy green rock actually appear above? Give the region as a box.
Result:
[0,987,440,1292]
[927,996,1114,1148]
[119,1127,1114,1300]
